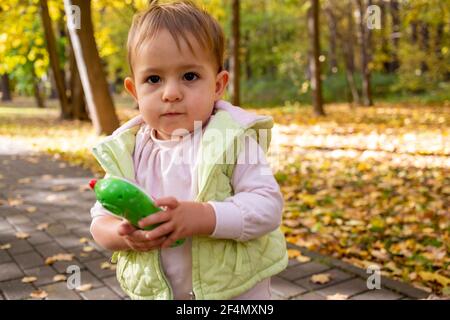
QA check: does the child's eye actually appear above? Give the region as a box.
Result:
[183,72,198,81]
[146,75,161,84]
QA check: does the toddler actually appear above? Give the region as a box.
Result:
[90,0,288,300]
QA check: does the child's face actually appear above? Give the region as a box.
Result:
[125,29,229,140]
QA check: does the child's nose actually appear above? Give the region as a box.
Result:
[162,80,182,102]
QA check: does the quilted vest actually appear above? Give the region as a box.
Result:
[91,103,288,300]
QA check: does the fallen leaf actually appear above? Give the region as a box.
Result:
[16,232,30,240]
[296,254,312,263]
[22,276,37,283]
[311,273,332,284]
[25,206,37,213]
[326,293,348,300]
[76,283,93,292]
[30,290,48,299]
[418,271,450,287]
[45,253,74,265]
[79,237,89,244]
[287,249,301,259]
[82,246,94,253]
[0,243,11,250]
[100,262,116,270]
[36,223,49,231]
[18,177,32,184]
[53,274,67,282]
[51,185,67,192]
[8,198,23,206]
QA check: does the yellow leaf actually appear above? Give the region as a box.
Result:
[0,243,11,250]
[296,254,311,263]
[311,273,332,284]
[45,253,74,265]
[22,276,37,283]
[79,237,89,244]
[53,274,67,282]
[30,290,48,299]
[16,232,30,240]
[326,293,348,300]
[82,246,95,253]
[25,206,37,213]
[287,249,301,259]
[418,271,450,287]
[36,223,49,231]
[76,283,93,292]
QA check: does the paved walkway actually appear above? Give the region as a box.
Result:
[0,148,430,300]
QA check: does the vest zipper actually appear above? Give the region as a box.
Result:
[158,249,174,299]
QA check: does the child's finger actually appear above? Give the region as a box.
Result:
[143,222,174,240]
[117,221,137,236]
[138,211,170,228]
[161,233,179,248]
[154,196,179,209]
[126,230,149,242]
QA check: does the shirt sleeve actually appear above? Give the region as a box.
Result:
[208,135,284,242]
[90,200,116,220]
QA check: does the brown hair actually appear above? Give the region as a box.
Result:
[127,1,225,75]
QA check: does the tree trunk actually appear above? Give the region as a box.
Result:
[389,0,400,72]
[69,35,88,121]
[39,0,70,118]
[244,31,252,80]
[1,74,12,101]
[64,0,119,135]
[342,0,360,105]
[357,0,373,106]
[31,68,45,109]
[308,0,325,116]
[229,0,240,106]
[324,7,338,73]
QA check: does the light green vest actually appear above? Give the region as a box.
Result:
[91,108,288,300]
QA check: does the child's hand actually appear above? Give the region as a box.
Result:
[117,220,167,252]
[138,197,216,248]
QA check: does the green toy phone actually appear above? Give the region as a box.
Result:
[89,176,185,247]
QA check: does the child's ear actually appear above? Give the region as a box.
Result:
[124,77,138,101]
[214,70,229,101]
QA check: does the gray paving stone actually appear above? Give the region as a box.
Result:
[40,282,81,300]
[80,286,121,300]
[34,242,66,257]
[315,278,370,298]
[0,250,12,264]
[24,266,58,287]
[69,246,104,262]
[27,231,53,246]
[103,276,126,298]
[78,270,104,289]
[295,268,355,291]
[351,288,403,300]
[54,234,84,249]
[0,262,24,281]
[278,261,331,281]
[52,259,86,274]
[0,278,35,300]
[0,218,13,231]
[6,214,31,226]
[84,258,116,279]
[5,240,32,256]
[45,223,70,237]
[292,291,327,300]
[14,223,36,233]
[13,251,44,270]
[270,276,307,298]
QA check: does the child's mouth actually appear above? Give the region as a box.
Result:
[162,112,184,117]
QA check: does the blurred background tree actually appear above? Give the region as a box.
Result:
[0,0,449,119]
